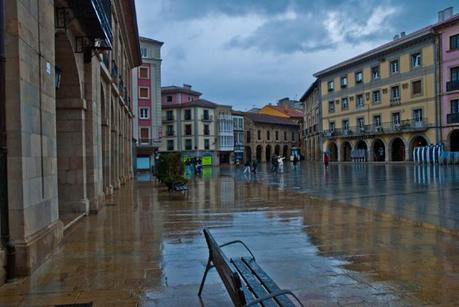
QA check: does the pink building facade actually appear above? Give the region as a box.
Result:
[435,12,459,151]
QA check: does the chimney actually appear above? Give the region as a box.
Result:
[400,32,406,38]
[183,84,192,89]
[393,34,399,40]
[438,7,454,22]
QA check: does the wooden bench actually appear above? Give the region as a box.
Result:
[198,228,303,307]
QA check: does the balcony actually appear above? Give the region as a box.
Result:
[447,80,459,92]
[68,0,113,48]
[138,138,161,148]
[447,112,459,124]
[165,131,175,137]
[162,115,175,122]
[111,61,118,80]
[322,118,430,139]
[390,97,401,106]
[201,115,214,121]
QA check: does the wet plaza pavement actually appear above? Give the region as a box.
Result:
[222,162,459,234]
[1,165,459,306]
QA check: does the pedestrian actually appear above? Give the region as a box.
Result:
[196,158,202,175]
[271,155,278,173]
[323,152,329,169]
[243,160,251,175]
[293,155,298,169]
[278,156,285,173]
[251,159,257,174]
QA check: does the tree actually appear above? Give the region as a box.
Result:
[155,152,187,191]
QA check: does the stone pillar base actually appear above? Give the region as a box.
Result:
[60,198,90,216]
[104,184,114,195]
[14,220,64,277]
[89,193,105,214]
[113,180,121,190]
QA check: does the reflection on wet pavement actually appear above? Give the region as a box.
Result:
[0,173,458,306]
[223,162,459,233]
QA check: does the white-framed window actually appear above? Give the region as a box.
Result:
[356,94,364,109]
[413,109,423,122]
[138,66,149,79]
[342,119,349,131]
[355,71,363,83]
[392,112,401,125]
[451,99,459,113]
[390,59,399,74]
[373,115,382,127]
[328,80,334,92]
[341,76,348,88]
[411,52,421,68]
[140,127,150,143]
[391,85,400,99]
[371,66,380,80]
[357,117,365,129]
[372,90,381,103]
[140,47,148,58]
[139,87,150,99]
[341,97,349,110]
[139,107,149,119]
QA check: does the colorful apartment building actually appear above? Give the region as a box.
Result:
[300,80,322,161]
[232,111,245,163]
[215,105,235,164]
[314,26,439,162]
[434,9,459,151]
[160,85,219,165]
[132,37,163,171]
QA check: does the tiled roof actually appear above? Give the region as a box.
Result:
[162,99,218,109]
[271,106,303,118]
[139,36,164,45]
[245,112,299,127]
[161,86,202,96]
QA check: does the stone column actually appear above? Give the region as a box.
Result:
[101,82,113,194]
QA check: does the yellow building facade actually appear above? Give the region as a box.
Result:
[315,30,439,162]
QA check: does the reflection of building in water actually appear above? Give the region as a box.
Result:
[302,198,459,304]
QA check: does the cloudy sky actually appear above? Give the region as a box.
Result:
[135,0,457,110]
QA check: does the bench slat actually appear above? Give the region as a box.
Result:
[232,258,277,307]
[242,257,296,307]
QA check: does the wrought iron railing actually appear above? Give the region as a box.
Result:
[447,80,459,92]
[447,112,459,124]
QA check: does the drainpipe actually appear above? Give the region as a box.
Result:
[0,0,15,281]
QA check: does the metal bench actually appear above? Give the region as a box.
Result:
[173,182,188,192]
[198,228,304,307]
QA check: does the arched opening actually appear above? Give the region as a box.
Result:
[245,146,252,162]
[373,139,385,161]
[55,31,88,222]
[341,142,352,162]
[450,130,459,151]
[283,145,289,158]
[391,137,405,161]
[356,140,367,150]
[274,145,280,156]
[265,145,272,162]
[410,136,428,158]
[356,140,368,161]
[256,145,263,162]
[327,142,338,162]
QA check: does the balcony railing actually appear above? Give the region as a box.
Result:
[162,115,175,121]
[447,112,459,124]
[390,97,401,106]
[446,80,459,92]
[323,118,430,139]
[111,60,118,80]
[138,139,161,147]
[165,131,175,137]
[201,115,214,121]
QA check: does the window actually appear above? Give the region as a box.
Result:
[328,100,335,113]
[291,131,295,141]
[451,99,459,113]
[390,60,399,74]
[204,124,210,136]
[341,76,348,88]
[342,119,349,131]
[139,107,149,119]
[187,96,194,102]
[140,47,148,58]
[329,121,336,131]
[204,139,210,150]
[139,87,149,99]
[284,131,287,141]
[328,80,334,92]
[451,67,459,81]
[392,112,401,126]
[275,131,279,141]
[356,94,364,109]
[166,110,174,121]
[341,97,349,110]
[185,139,192,150]
[184,109,192,120]
[413,109,423,122]
[257,130,261,140]
[450,34,459,50]
[411,52,421,68]
[372,90,381,103]
[357,117,365,129]
[391,85,400,100]
[371,66,380,80]
[373,115,382,127]
[246,131,251,143]
[166,125,174,136]
[167,140,174,151]
[203,109,209,120]
[140,128,149,142]
[412,80,422,96]
[267,130,270,140]
[355,71,363,83]
[185,124,192,136]
[167,95,173,102]
[139,66,149,79]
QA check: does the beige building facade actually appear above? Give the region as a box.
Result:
[0,0,140,283]
[244,113,300,163]
[301,80,322,161]
[315,29,439,162]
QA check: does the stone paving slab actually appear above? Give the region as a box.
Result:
[0,176,458,306]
